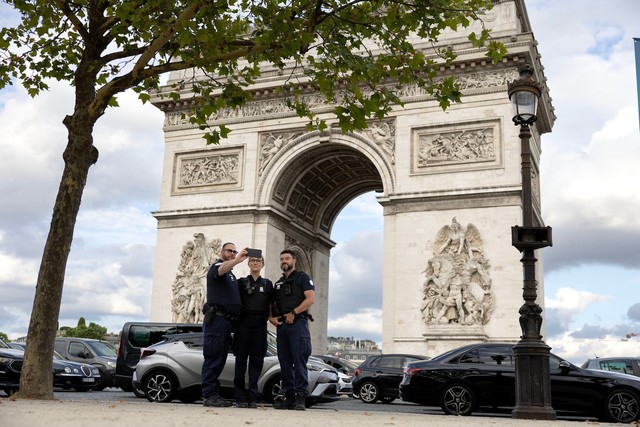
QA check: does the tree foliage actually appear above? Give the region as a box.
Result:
[0,0,505,399]
[62,317,108,340]
[0,331,9,342]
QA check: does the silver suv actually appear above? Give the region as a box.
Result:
[581,357,640,377]
[133,332,339,407]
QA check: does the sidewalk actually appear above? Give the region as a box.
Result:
[0,398,621,427]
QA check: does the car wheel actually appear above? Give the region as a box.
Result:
[264,375,283,404]
[381,396,395,404]
[144,371,177,403]
[602,388,640,423]
[351,389,360,399]
[94,371,106,391]
[440,383,475,416]
[359,381,380,403]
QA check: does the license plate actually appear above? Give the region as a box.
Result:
[82,378,96,383]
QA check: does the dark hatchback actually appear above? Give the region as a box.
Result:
[399,342,640,423]
[352,353,429,403]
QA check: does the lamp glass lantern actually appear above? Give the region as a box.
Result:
[508,65,542,126]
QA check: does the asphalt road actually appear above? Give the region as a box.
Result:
[49,388,594,422]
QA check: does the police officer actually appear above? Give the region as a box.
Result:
[269,249,315,410]
[201,242,248,407]
[233,256,273,408]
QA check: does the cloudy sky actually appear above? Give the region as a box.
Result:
[1,0,640,364]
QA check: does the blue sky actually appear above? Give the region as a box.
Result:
[1,0,640,363]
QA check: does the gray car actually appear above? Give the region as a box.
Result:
[582,357,640,377]
[54,337,118,390]
[133,332,339,407]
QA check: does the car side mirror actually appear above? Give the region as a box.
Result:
[559,360,571,372]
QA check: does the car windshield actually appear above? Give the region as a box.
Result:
[53,350,65,360]
[87,340,117,357]
[0,339,9,349]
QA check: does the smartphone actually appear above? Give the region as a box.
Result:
[246,248,262,258]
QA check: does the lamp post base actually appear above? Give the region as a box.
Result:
[511,339,557,420]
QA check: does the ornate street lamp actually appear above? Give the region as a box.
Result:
[508,64,556,420]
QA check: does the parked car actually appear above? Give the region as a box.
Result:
[133,332,340,407]
[582,357,640,377]
[314,354,360,376]
[0,339,101,394]
[312,355,358,395]
[312,354,359,376]
[0,340,24,395]
[54,337,118,390]
[400,342,640,423]
[352,353,429,403]
[336,371,353,395]
[115,322,203,396]
[6,342,27,351]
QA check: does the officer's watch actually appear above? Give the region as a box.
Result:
[291,308,297,316]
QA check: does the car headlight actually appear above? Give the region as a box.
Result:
[315,371,339,383]
[64,367,72,374]
[107,361,116,368]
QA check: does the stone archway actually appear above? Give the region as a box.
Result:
[148,0,555,357]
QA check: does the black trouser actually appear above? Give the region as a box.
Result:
[202,314,233,398]
[276,317,311,395]
[233,317,267,403]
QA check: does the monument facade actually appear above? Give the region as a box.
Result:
[149,0,555,357]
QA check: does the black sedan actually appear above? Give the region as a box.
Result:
[0,340,101,394]
[399,342,640,423]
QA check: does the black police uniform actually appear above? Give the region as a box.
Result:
[233,275,273,407]
[272,270,314,408]
[201,258,241,406]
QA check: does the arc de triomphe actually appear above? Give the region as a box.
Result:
[148,0,555,357]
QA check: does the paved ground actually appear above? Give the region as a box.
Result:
[0,397,624,427]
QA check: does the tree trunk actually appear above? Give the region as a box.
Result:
[17,115,98,399]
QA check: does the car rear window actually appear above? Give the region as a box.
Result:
[129,325,200,348]
[599,360,634,375]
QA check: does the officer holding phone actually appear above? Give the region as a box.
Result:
[233,252,273,408]
[201,242,248,407]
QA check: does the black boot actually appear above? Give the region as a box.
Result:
[294,393,306,411]
[272,393,294,410]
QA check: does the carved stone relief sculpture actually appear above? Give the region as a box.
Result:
[353,120,396,164]
[258,130,304,176]
[171,233,222,323]
[162,70,519,129]
[420,217,496,326]
[173,147,243,194]
[417,127,495,167]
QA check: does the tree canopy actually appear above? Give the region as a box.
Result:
[62,317,108,340]
[0,0,505,399]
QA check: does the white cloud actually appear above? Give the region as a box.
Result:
[328,308,383,343]
[548,334,640,364]
[545,287,611,312]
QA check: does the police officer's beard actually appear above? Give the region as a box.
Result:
[281,263,292,272]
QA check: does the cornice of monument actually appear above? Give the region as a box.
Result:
[378,187,522,215]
